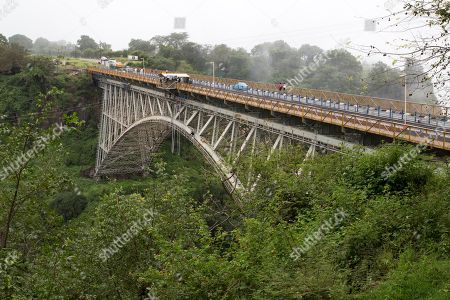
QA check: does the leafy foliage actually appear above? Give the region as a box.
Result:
[1,140,445,299]
[0,27,447,299]
[8,34,32,50]
[0,42,27,75]
[50,192,88,221]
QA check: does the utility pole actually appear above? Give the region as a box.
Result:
[208,61,215,86]
[404,74,407,125]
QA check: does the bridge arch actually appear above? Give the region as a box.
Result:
[94,79,362,197]
[96,115,242,193]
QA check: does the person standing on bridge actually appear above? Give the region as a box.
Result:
[276,83,283,91]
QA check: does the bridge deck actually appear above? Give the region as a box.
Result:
[87,67,449,151]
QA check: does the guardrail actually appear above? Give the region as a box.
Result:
[90,66,447,117]
[185,74,447,118]
[87,67,449,151]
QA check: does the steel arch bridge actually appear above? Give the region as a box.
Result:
[95,78,359,193]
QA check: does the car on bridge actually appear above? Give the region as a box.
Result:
[232,82,249,91]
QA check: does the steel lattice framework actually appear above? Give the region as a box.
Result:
[96,78,358,192]
[88,67,450,151]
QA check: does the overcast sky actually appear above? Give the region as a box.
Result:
[1,0,412,54]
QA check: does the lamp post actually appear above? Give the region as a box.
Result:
[208,61,215,86]
[404,73,407,124]
[142,57,145,74]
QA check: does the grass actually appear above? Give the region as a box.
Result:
[60,57,98,69]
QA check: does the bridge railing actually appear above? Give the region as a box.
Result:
[87,67,449,151]
[184,73,446,118]
[90,66,447,118]
[177,81,448,149]
[88,67,159,85]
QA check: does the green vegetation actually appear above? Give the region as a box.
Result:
[0,11,449,298]
[50,192,88,221]
[63,57,99,69]
[2,131,448,299]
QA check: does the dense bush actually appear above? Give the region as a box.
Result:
[12,143,447,299]
[50,192,88,221]
[62,127,98,166]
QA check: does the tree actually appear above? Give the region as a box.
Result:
[151,32,189,49]
[366,61,404,99]
[150,33,191,69]
[209,44,232,75]
[51,192,88,221]
[250,44,273,82]
[227,48,251,79]
[0,57,58,124]
[8,34,33,50]
[365,0,449,99]
[180,42,208,71]
[71,49,82,58]
[267,40,302,81]
[50,40,75,56]
[208,44,251,79]
[99,41,111,52]
[302,49,363,93]
[0,88,74,249]
[250,41,301,82]
[0,43,27,74]
[404,58,437,104]
[32,37,51,54]
[146,55,176,70]
[76,35,98,52]
[298,44,324,65]
[128,39,155,54]
[82,48,99,58]
[0,34,7,46]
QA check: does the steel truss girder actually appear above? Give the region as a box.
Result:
[95,80,359,193]
[89,67,450,151]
